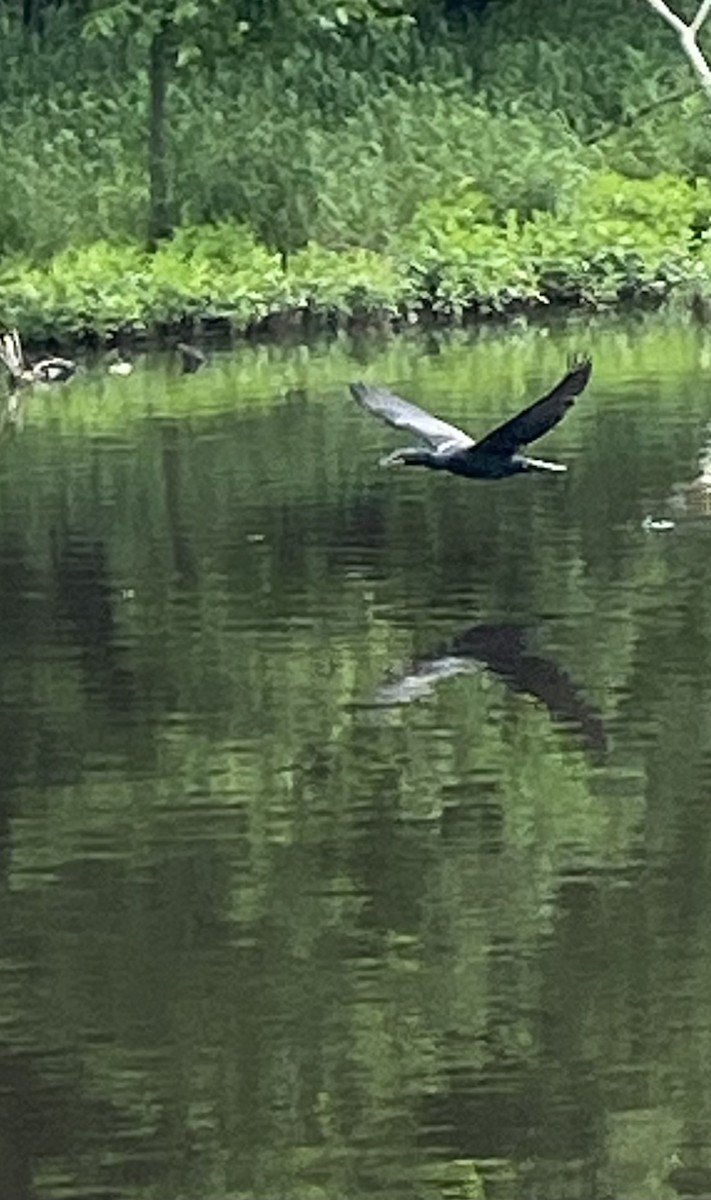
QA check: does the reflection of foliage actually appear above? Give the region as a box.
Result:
[0,391,25,448]
[2,319,711,1195]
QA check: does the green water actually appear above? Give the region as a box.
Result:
[2,315,711,1200]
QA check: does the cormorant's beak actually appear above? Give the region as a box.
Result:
[379,450,406,468]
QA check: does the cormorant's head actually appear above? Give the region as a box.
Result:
[379,447,436,469]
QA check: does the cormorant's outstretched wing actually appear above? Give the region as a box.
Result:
[349,382,473,450]
[472,357,592,456]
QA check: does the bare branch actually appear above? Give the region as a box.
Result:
[690,0,711,35]
[643,0,711,103]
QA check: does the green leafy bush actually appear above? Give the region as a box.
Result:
[391,171,708,311]
[530,172,710,302]
[287,244,413,317]
[149,224,288,324]
[0,0,705,276]
[394,185,535,312]
[570,171,711,239]
[0,243,149,336]
[6,168,711,341]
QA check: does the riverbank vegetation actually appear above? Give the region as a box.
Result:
[3,0,711,342]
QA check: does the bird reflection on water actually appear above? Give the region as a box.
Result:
[365,622,608,755]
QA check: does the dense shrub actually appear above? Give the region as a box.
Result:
[149,225,288,324]
[3,171,711,341]
[287,244,414,317]
[0,243,150,336]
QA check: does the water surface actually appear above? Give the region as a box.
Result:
[2,315,711,1200]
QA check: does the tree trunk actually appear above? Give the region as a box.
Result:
[148,21,173,247]
[22,0,44,34]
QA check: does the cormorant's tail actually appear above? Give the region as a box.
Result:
[522,456,567,473]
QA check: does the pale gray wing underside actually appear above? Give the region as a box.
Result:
[349,382,474,450]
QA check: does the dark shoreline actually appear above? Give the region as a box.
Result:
[11,288,677,359]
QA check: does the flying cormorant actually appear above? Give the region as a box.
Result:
[349,356,592,479]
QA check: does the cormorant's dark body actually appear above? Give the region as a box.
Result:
[401,446,534,479]
[349,357,592,480]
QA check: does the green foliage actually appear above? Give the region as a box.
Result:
[5,171,711,339]
[0,226,287,336]
[396,190,532,314]
[0,242,150,337]
[0,0,703,268]
[570,170,711,238]
[520,172,710,304]
[473,0,686,133]
[150,222,288,322]
[0,77,148,259]
[3,2,711,332]
[287,243,414,316]
[390,171,711,314]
